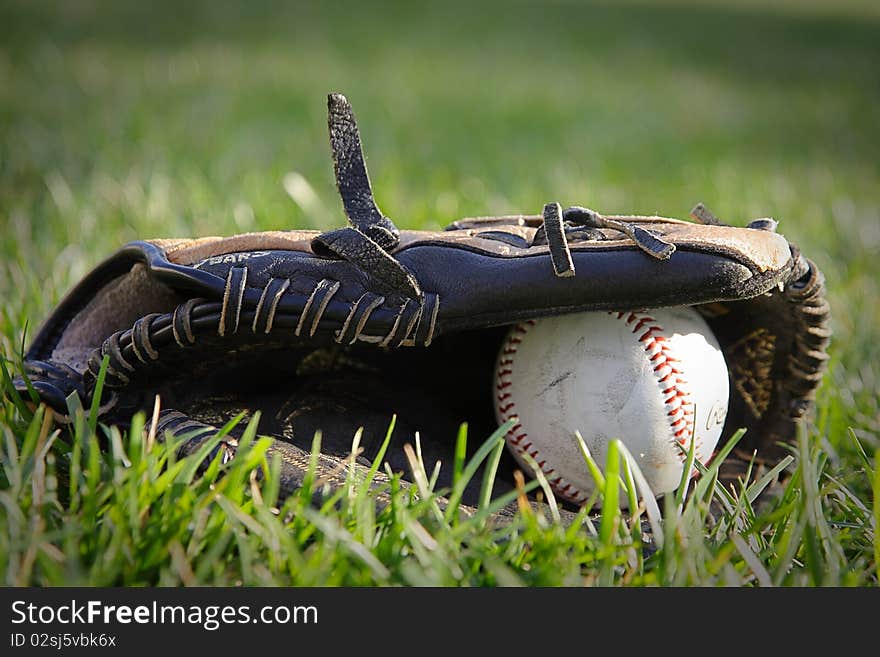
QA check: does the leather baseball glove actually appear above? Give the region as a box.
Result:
[10,93,831,513]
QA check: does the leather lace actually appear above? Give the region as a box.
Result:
[315,93,678,285]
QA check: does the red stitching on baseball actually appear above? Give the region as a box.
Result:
[496,312,705,507]
[612,311,701,463]
[496,320,589,505]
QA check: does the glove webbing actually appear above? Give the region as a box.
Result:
[781,255,831,413]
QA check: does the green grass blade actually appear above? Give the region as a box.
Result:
[614,441,664,548]
[746,455,795,504]
[674,428,698,510]
[453,422,467,486]
[478,436,506,511]
[298,507,391,581]
[599,439,621,546]
[692,428,747,503]
[874,450,880,577]
[356,415,396,509]
[574,431,605,492]
[443,419,512,523]
[456,478,541,531]
[87,354,110,436]
[0,356,30,416]
[515,449,561,524]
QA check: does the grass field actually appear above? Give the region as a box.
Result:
[1,0,878,586]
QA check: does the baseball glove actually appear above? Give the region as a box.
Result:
[10,93,830,514]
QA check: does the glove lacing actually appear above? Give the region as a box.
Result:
[314,93,677,287]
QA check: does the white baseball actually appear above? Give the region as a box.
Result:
[494,306,729,505]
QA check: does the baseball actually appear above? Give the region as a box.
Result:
[494,306,729,505]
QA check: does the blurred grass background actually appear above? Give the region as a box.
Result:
[1,0,877,470]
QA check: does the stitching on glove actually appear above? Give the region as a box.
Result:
[219,267,248,336]
[90,335,131,388]
[80,271,441,403]
[397,299,423,348]
[336,292,385,345]
[252,277,290,335]
[107,331,135,373]
[172,298,199,347]
[379,299,417,348]
[293,279,341,338]
[413,293,440,347]
[426,294,440,347]
[131,314,161,364]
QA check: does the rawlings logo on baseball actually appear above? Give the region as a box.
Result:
[494,306,730,506]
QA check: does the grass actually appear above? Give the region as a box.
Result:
[1,393,875,586]
[1,0,878,586]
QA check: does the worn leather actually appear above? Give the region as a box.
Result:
[12,92,831,518]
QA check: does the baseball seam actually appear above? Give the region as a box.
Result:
[495,311,701,505]
[496,319,589,505]
[611,310,702,464]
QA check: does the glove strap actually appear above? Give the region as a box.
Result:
[327,93,400,251]
[563,206,676,261]
[542,203,576,278]
[311,227,422,299]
